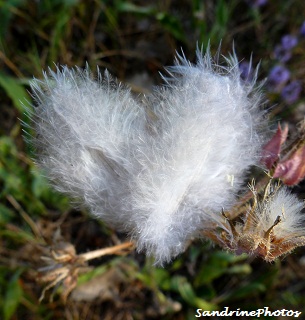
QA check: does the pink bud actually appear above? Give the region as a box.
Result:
[274,144,305,185]
[261,123,289,169]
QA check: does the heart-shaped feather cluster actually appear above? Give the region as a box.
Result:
[27,48,267,264]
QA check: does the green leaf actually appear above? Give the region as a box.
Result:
[0,229,37,243]
[210,251,248,264]
[194,251,248,286]
[3,269,23,320]
[31,169,69,211]
[49,10,72,62]
[216,0,229,26]
[171,276,217,310]
[153,268,171,290]
[194,263,227,286]
[0,72,30,112]
[155,12,186,42]
[227,264,252,275]
[77,265,108,285]
[0,204,15,224]
[116,1,155,15]
[62,0,79,7]
[226,282,266,301]
[0,0,25,38]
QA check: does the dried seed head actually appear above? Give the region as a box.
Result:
[208,181,305,261]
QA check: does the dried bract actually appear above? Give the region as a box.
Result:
[261,123,288,169]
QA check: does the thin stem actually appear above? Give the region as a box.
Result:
[78,242,135,261]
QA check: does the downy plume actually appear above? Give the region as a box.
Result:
[26,46,268,264]
[216,181,305,262]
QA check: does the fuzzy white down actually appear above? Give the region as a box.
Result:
[259,187,305,239]
[28,48,267,264]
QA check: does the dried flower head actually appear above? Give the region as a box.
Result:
[209,181,305,261]
[26,46,268,264]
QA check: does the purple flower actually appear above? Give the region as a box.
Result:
[239,61,253,82]
[268,65,290,91]
[300,21,305,37]
[281,81,302,104]
[281,35,298,50]
[274,45,292,62]
[246,0,268,7]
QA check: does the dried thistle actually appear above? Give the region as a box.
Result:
[37,229,134,302]
[206,180,305,261]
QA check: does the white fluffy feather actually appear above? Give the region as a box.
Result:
[27,48,267,264]
[29,67,145,229]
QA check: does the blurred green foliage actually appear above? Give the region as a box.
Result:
[1,0,305,319]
